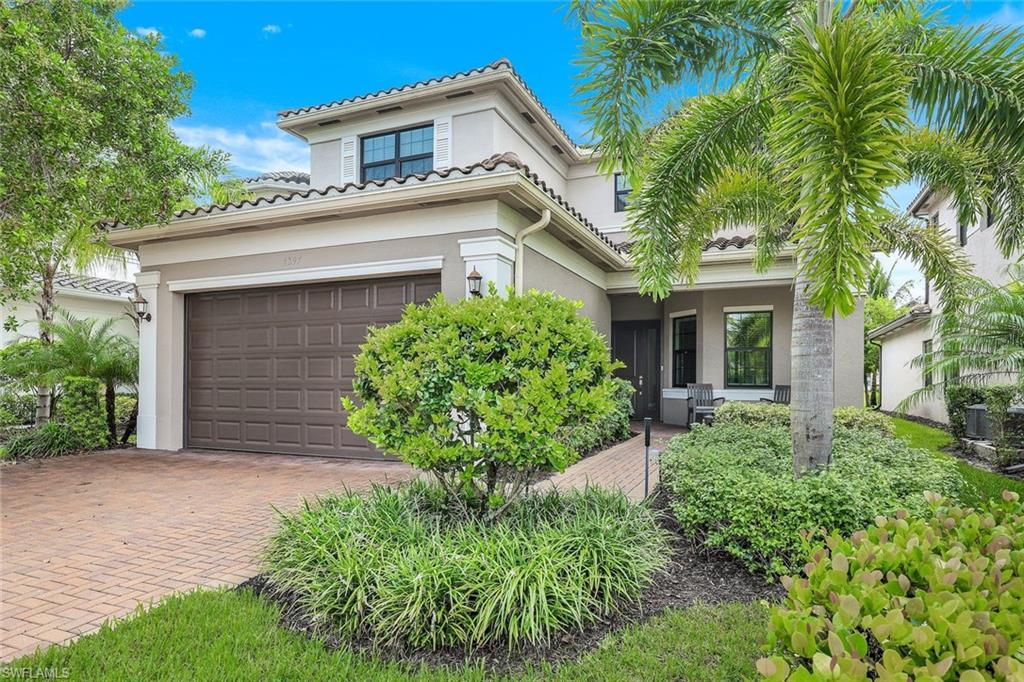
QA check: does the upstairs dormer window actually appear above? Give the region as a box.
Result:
[361,124,433,182]
[614,173,630,212]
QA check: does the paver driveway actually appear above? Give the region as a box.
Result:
[0,448,412,661]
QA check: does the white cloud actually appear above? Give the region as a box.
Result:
[189,28,207,39]
[173,123,308,175]
[262,24,281,34]
[135,26,160,38]
[980,2,1024,27]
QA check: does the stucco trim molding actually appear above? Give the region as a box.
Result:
[165,256,444,293]
[723,304,774,313]
[459,236,514,298]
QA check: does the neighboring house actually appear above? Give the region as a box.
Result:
[867,188,1011,423]
[1,257,138,347]
[106,59,864,459]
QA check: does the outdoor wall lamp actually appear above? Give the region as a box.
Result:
[467,266,484,298]
[131,288,152,322]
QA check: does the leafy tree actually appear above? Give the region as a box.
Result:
[0,0,229,421]
[865,259,914,304]
[0,312,137,445]
[343,290,620,519]
[574,0,1023,474]
[864,295,905,406]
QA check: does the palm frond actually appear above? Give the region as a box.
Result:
[903,127,990,227]
[774,18,909,316]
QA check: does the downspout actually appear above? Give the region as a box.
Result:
[514,209,551,295]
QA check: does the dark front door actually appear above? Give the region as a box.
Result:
[611,320,661,420]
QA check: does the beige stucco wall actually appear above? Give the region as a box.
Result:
[1,292,136,347]
[879,321,946,422]
[566,161,624,233]
[523,247,611,339]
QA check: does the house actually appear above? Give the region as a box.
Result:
[105,59,864,459]
[867,188,1011,423]
[1,257,138,347]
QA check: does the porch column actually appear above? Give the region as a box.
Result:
[135,270,161,449]
[457,236,515,298]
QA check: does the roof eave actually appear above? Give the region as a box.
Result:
[866,308,932,340]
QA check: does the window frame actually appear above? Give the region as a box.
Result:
[923,339,934,387]
[359,124,434,182]
[671,313,698,388]
[723,310,773,389]
[613,173,630,213]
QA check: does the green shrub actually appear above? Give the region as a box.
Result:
[0,390,35,427]
[263,481,670,650]
[60,376,107,450]
[557,377,634,456]
[3,421,80,459]
[114,394,137,438]
[714,402,895,436]
[758,491,1024,681]
[660,423,964,577]
[343,291,621,517]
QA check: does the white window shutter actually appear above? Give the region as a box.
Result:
[340,136,358,184]
[433,116,452,170]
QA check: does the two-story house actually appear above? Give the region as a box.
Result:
[106,59,864,459]
[868,187,1012,423]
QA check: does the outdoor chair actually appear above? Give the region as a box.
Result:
[686,383,724,425]
[760,385,791,405]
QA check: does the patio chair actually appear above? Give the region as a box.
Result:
[686,383,724,425]
[760,385,791,405]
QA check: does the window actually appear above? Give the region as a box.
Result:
[360,125,433,182]
[724,311,772,388]
[923,339,933,387]
[672,315,697,387]
[614,173,630,212]
[958,221,968,246]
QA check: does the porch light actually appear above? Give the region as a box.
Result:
[467,267,484,298]
[131,288,152,322]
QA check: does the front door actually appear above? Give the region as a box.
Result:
[611,320,661,420]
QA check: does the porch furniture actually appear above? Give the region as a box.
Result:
[760,384,791,405]
[686,383,724,425]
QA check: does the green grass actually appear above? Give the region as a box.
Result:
[11,588,768,681]
[891,417,1024,506]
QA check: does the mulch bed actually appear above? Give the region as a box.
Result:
[241,489,783,674]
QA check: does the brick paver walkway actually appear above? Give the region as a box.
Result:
[0,449,411,661]
[546,422,687,501]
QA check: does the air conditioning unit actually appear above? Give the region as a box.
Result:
[965,404,990,439]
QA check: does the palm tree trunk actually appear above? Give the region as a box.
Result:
[790,270,833,477]
[105,381,117,446]
[34,263,56,425]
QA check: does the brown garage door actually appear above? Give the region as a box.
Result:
[185,274,441,458]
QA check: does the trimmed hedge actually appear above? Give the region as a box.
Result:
[713,402,895,436]
[660,423,964,577]
[759,491,1024,681]
[61,377,107,450]
[263,481,670,650]
[557,377,634,456]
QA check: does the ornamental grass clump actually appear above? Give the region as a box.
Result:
[758,491,1024,681]
[342,290,621,518]
[263,481,670,650]
[660,423,964,577]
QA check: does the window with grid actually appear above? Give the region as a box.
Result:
[724,311,772,388]
[614,173,630,212]
[672,315,697,387]
[360,125,433,182]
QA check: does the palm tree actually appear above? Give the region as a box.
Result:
[574,0,1023,475]
[1,311,138,445]
[865,259,913,304]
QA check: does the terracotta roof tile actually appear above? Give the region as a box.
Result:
[54,272,134,297]
[243,171,310,185]
[619,235,755,253]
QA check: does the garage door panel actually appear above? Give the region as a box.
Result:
[186,273,439,458]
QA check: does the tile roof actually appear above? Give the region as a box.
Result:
[866,304,932,340]
[113,153,621,254]
[243,171,310,186]
[619,235,755,253]
[54,272,134,297]
[277,59,581,149]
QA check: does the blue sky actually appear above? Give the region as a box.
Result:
[121,0,1024,297]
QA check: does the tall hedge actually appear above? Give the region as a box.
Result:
[60,376,108,450]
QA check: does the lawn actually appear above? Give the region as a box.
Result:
[10,588,768,682]
[891,417,1024,506]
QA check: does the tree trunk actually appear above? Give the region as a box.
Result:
[34,263,56,425]
[790,270,834,477]
[105,381,117,446]
[120,399,138,445]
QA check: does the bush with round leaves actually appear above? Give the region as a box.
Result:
[758,491,1024,681]
[714,402,895,436]
[343,291,621,517]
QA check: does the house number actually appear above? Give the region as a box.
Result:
[283,255,302,267]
